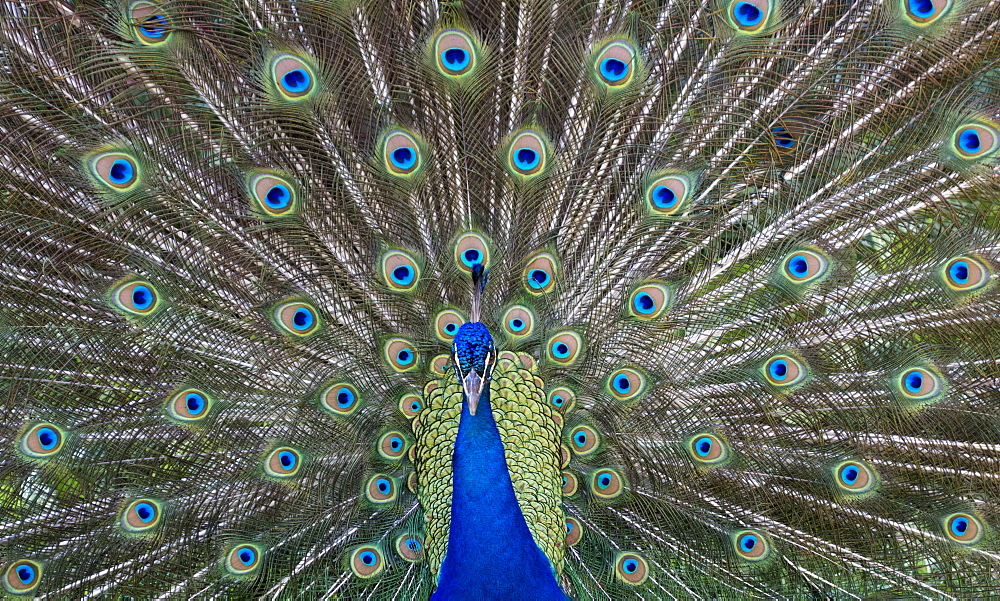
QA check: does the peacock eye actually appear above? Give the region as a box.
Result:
[593,41,637,88]
[547,331,583,366]
[434,309,466,341]
[120,499,162,533]
[688,433,729,465]
[248,173,297,217]
[89,151,141,191]
[833,460,877,494]
[644,174,691,216]
[365,474,398,503]
[569,425,600,456]
[728,0,773,32]
[383,130,423,176]
[433,29,478,77]
[398,393,422,419]
[628,283,673,319]
[167,388,212,422]
[271,53,316,100]
[378,431,408,460]
[944,513,983,545]
[942,256,990,291]
[454,232,491,272]
[733,530,771,561]
[506,130,548,177]
[896,367,944,402]
[522,252,558,294]
[589,468,625,499]
[395,534,425,562]
[565,516,583,546]
[614,552,648,585]
[762,354,808,388]
[771,126,797,149]
[4,560,42,593]
[273,301,320,336]
[19,423,65,459]
[264,447,301,478]
[384,338,418,372]
[350,545,385,577]
[381,250,421,292]
[780,249,829,284]
[561,471,579,496]
[226,544,262,574]
[952,122,999,160]
[130,2,171,45]
[547,387,576,412]
[607,368,646,402]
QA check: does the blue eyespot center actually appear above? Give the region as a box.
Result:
[392,265,414,285]
[397,349,412,365]
[952,517,969,535]
[959,129,981,153]
[614,376,631,392]
[909,0,935,16]
[695,437,713,457]
[278,450,296,469]
[135,502,155,522]
[405,538,421,550]
[905,371,923,392]
[574,432,587,446]
[772,127,795,148]
[734,1,763,26]
[553,342,570,358]
[623,560,638,573]
[292,308,314,330]
[17,565,35,584]
[528,269,550,288]
[131,285,152,309]
[376,478,391,493]
[651,184,677,209]
[769,359,788,380]
[600,57,628,81]
[186,393,205,414]
[239,548,255,565]
[410,400,421,411]
[949,261,969,283]
[741,534,758,551]
[553,395,564,406]
[509,318,525,331]
[139,15,167,37]
[391,147,416,169]
[462,249,481,266]
[790,256,808,275]
[282,69,310,93]
[265,184,290,209]
[842,466,859,484]
[109,158,134,184]
[515,148,539,170]
[360,551,376,565]
[445,323,457,334]
[37,427,57,449]
[634,292,656,313]
[598,474,612,488]
[390,437,402,450]
[442,47,470,71]
[337,388,355,407]
[566,521,573,532]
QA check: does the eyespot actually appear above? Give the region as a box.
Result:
[762,354,807,388]
[384,338,418,372]
[273,301,320,337]
[561,471,579,496]
[628,283,673,319]
[407,471,419,494]
[319,382,361,417]
[399,393,422,419]
[644,174,691,216]
[728,0,773,33]
[548,387,576,412]
[365,474,398,503]
[896,367,944,402]
[247,173,297,217]
[593,40,637,88]
[3,560,42,594]
[943,513,983,545]
[19,423,65,459]
[606,368,645,402]
[395,534,424,562]
[264,447,301,478]
[565,517,583,546]
[733,530,771,561]
[430,309,465,342]
[590,468,625,499]
[349,545,385,578]
[501,305,535,338]
[569,425,600,456]
[454,232,490,272]
[943,256,989,291]
[433,29,477,77]
[120,499,162,533]
[226,544,262,575]
[901,0,953,25]
[381,250,421,292]
[506,130,548,177]
[112,279,160,316]
[833,460,877,494]
[271,53,315,101]
[130,2,170,45]
[615,552,649,585]
[547,331,583,366]
[780,250,828,284]
[377,431,408,460]
[687,433,729,465]
[523,252,558,294]
[166,388,212,422]
[953,122,999,160]
[383,130,423,177]
[431,354,451,376]
[89,151,140,191]
[771,126,798,149]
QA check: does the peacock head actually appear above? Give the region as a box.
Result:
[452,322,496,416]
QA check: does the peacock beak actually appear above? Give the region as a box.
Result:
[462,368,483,415]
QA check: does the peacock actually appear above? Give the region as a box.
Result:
[2,0,1000,597]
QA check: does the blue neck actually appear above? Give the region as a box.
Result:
[432,389,566,600]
